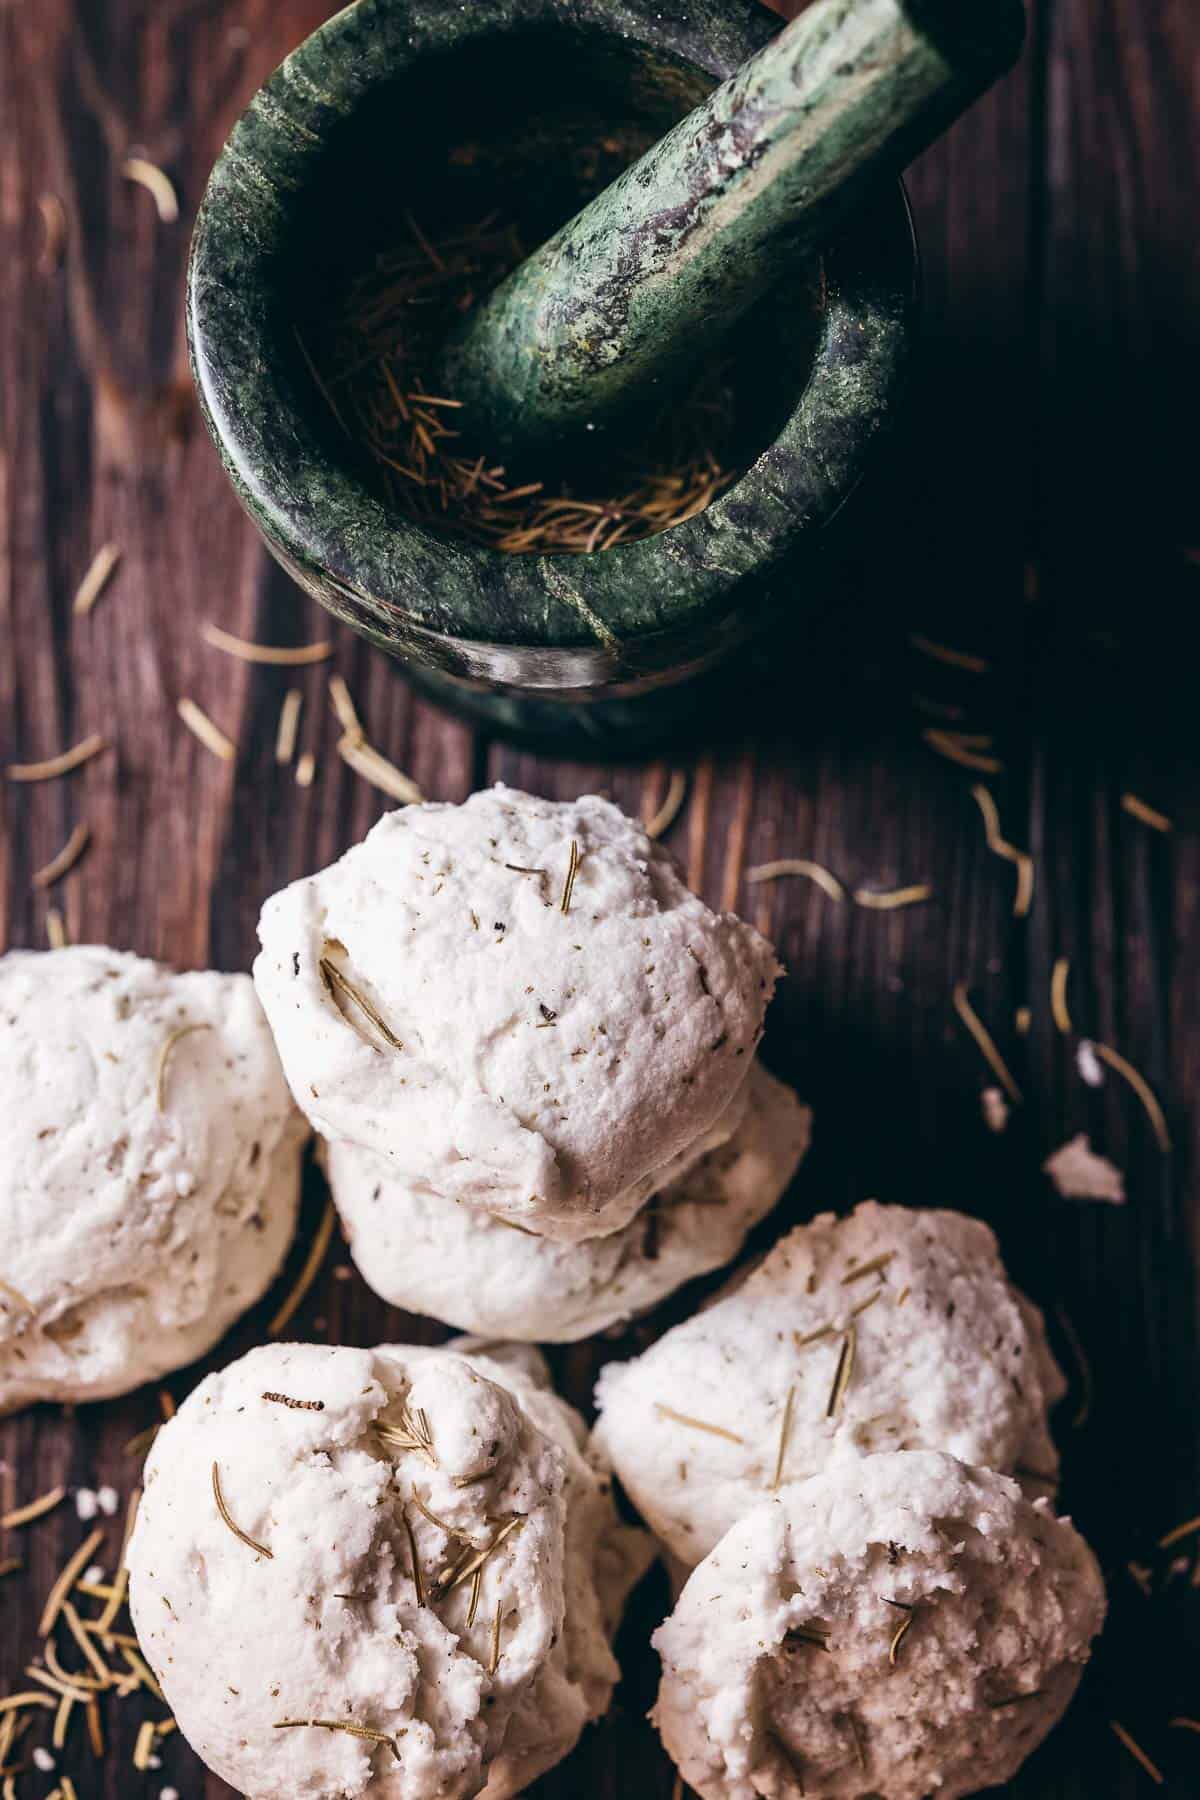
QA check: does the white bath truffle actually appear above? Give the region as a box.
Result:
[127,1339,650,1800]
[253,786,779,1242]
[324,1061,810,1341]
[593,1202,1064,1564]
[0,947,306,1413]
[653,1450,1106,1800]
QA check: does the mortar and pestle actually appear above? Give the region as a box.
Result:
[189,0,1023,750]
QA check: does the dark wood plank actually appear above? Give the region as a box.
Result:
[3,0,1199,1796]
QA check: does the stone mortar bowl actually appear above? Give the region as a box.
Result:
[188,0,918,749]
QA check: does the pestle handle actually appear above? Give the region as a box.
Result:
[437,0,1025,467]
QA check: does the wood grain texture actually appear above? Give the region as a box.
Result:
[2,0,1199,1795]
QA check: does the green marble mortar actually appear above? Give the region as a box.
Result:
[187,0,1019,750]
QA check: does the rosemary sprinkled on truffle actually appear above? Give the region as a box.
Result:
[211,1462,272,1559]
[884,1599,914,1666]
[261,1392,325,1412]
[319,956,404,1052]
[466,1566,482,1629]
[826,1326,856,1419]
[402,1508,425,1607]
[432,1516,524,1599]
[841,1252,895,1286]
[155,1022,213,1113]
[274,1718,401,1761]
[489,1601,503,1675]
[0,1278,35,1317]
[559,839,581,915]
[376,1403,438,1469]
[654,1403,745,1446]
[770,1388,795,1492]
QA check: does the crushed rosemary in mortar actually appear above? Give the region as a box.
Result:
[299,212,739,554]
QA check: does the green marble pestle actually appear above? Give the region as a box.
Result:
[438,0,1025,468]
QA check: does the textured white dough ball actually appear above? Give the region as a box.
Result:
[593,1202,1065,1564]
[253,786,779,1242]
[127,1339,650,1800]
[325,1061,810,1340]
[0,946,306,1413]
[653,1450,1106,1800]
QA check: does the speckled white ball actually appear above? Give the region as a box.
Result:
[0,947,306,1413]
[253,786,779,1242]
[323,1060,810,1341]
[653,1450,1105,1800]
[127,1339,650,1800]
[593,1202,1065,1564]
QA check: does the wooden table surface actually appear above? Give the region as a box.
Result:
[2,0,1199,1794]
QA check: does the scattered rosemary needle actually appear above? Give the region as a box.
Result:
[1109,1720,1164,1785]
[745,859,845,902]
[1121,792,1172,833]
[7,733,107,782]
[72,543,121,617]
[1169,1717,1200,1734]
[969,784,1034,916]
[275,688,303,765]
[37,192,67,273]
[1157,1513,1200,1551]
[201,622,333,666]
[0,1558,22,1579]
[1050,957,1072,1034]
[274,1719,401,1761]
[211,1461,272,1558]
[409,1490,464,1539]
[155,1021,213,1112]
[923,729,1003,775]
[375,1402,438,1467]
[38,1528,105,1637]
[435,1516,524,1597]
[121,157,179,222]
[295,750,316,788]
[952,983,1022,1104]
[46,907,68,949]
[261,1391,325,1412]
[826,1327,856,1418]
[853,884,932,910]
[559,838,581,914]
[1090,1042,1171,1152]
[32,821,90,891]
[645,770,688,840]
[884,1600,914,1666]
[794,1323,836,1350]
[402,1508,425,1606]
[770,1388,795,1491]
[1,1485,66,1530]
[908,633,989,673]
[320,955,404,1052]
[487,1601,507,1675]
[338,733,424,805]
[328,674,364,741]
[177,697,234,762]
[654,1403,745,1446]
[850,1288,882,1321]
[466,1565,482,1629]
[268,1198,337,1335]
[841,1252,895,1286]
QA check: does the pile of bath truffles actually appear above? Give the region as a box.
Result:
[252,784,809,1339]
[0,945,307,1414]
[0,789,1108,1800]
[127,1338,651,1800]
[594,1204,1106,1798]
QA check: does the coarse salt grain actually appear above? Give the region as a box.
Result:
[74,1487,99,1521]
[1077,1040,1105,1087]
[84,1563,106,1584]
[33,1747,56,1771]
[97,1484,120,1516]
[161,1790,180,1800]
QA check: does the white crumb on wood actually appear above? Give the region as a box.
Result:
[1043,1134,1125,1204]
[981,1088,1009,1133]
